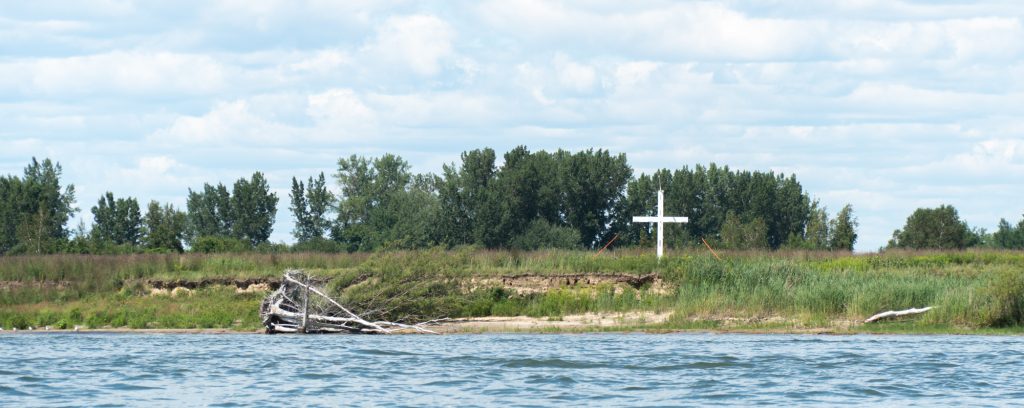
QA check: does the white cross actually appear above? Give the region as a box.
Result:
[632,189,688,259]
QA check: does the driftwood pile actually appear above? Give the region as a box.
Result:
[259,270,438,334]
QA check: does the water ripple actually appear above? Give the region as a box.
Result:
[1,333,1022,406]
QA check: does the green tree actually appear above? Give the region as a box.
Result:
[992,216,1024,249]
[560,149,632,249]
[889,205,974,250]
[186,183,233,242]
[291,173,335,243]
[719,211,769,250]
[510,219,581,250]
[90,192,142,247]
[305,172,334,240]
[0,158,77,254]
[290,177,310,241]
[333,154,439,251]
[231,172,279,246]
[143,201,187,252]
[794,200,830,249]
[436,149,500,247]
[829,204,858,251]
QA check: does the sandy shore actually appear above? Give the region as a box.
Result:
[433,312,674,333]
[0,312,1002,335]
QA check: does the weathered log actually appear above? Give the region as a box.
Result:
[260,269,439,334]
[864,306,933,323]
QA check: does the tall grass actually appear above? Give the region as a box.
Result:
[1,249,1023,331]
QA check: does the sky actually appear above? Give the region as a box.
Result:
[1,0,1023,252]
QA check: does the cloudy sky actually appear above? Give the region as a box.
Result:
[2,1,1023,251]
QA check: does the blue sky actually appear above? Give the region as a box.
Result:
[2,1,1023,251]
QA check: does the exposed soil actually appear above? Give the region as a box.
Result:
[0,280,71,291]
[467,273,669,295]
[146,277,281,290]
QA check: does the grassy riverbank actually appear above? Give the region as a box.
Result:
[1,249,1023,333]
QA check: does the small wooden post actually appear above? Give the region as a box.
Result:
[300,274,310,333]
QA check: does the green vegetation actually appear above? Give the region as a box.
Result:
[1,249,1023,334]
[0,148,861,256]
[889,205,981,250]
[4,149,1023,257]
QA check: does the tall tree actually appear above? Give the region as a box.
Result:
[290,177,310,241]
[90,192,142,246]
[829,204,858,251]
[231,172,278,246]
[992,216,1024,249]
[305,172,334,240]
[0,158,77,254]
[186,183,232,242]
[889,205,973,250]
[0,176,23,253]
[291,172,335,242]
[791,200,830,250]
[334,154,438,251]
[560,149,632,249]
[436,149,500,247]
[143,201,187,252]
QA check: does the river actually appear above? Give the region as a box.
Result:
[2,333,1022,406]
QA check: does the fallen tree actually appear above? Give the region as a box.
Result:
[864,306,933,323]
[259,270,440,334]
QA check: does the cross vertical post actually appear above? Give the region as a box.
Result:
[632,189,688,259]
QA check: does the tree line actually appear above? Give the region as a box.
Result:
[887,205,1024,250]
[2,148,1020,255]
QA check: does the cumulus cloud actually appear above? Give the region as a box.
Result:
[0,51,228,97]
[362,14,456,76]
[148,100,298,146]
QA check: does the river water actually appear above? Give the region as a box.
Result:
[1,333,1022,406]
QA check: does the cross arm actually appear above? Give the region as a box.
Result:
[633,216,689,223]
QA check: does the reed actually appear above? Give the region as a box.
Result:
[1,249,1022,332]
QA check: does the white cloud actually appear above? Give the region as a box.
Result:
[149,100,297,146]
[554,54,597,92]
[477,1,818,61]
[0,51,228,96]
[307,88,376,124]
[286,49,349,74]
[613,61,660,89]
[363,14,456,76]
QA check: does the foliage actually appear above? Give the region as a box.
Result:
[230,172,279,246]
[186,183,233,242]
[186,172,278,248]
[290,172,335,242]
[829,204,858,251]
[143,201,187,252]
[718,212,769,249]
[621,164,817,250]
[509,219,582,251]
[90,192,142,247]
[289,237,344,253]
[332,154,439,251]
[437,146,631,249]
[0,158,77,254]
[991,215,1024,249]
[191,236,251,253]
[889,205,975,250]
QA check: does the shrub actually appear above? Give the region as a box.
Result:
[190,236,250,253]
[510,220,581,251]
